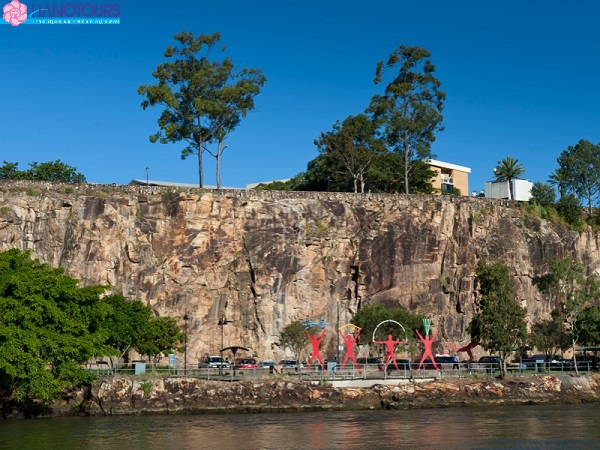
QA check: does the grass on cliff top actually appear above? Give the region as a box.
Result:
[518,203,587,232]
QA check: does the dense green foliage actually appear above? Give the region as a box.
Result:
[368,45,445,194]
[528,311,570,358]
[351,303,424,349]
[533,257,600,373]
[314,114,383,193]
[556,139,600,216]
[278,320,316,363]
[0,249,112,404]
[0,250,184,407]
[139,31,266,188]
[467,260,527,373]
[135,317,184,362]
[0,160,86,183]
[578,306,600,347]
[280,45,443,195]
[101,295,153,361]
[529,181,556,208]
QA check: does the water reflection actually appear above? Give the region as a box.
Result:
[2,404,600,449]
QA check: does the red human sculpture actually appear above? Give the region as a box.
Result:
[305,329,326,370]
[416,329,439,370]
[450,341,479,365]
[339,329,361,369]
[373,334,406,370]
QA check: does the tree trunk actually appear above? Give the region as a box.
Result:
[197,149,204,189]
[216,141,223,189]
[507,178,513,200]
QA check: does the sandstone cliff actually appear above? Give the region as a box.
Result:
[0,181,597,363]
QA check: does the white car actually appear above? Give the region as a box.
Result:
[198,356,230,369]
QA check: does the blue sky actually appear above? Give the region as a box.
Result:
[2,1,600,192]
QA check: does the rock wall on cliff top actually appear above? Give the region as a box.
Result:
[1,181,598,363]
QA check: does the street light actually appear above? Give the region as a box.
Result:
[183,313,189,375]
[145,166,149,186]
[218,315,232,374]
[336,297,340,367]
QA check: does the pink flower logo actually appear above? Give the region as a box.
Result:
[3,0,27,26]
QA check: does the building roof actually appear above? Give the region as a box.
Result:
[129,179,241,189]
[428,159,471,173]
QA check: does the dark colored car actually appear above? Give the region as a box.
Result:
[357,357,382,366]
[381,358,411,372]
[478,356,502,370]
[435,355,459,369]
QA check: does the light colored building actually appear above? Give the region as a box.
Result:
[428,160,471,196]
[484,179,533,201]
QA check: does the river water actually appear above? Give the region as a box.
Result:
[2,403,600,449]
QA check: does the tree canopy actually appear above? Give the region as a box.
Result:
[556,139,600,216]
[367,45,445,194]
[533,257,600,374]
[467,260,527,374]
[0,160,86,183]
[0,249,184,408]
[138,31,266,188]
[0,249,113,405]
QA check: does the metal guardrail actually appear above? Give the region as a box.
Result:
[86,360,597,381]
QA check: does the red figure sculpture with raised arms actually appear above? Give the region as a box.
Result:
[305,328,326,370]
[450,341,479,365]
[339,329,361,369]
[373,334,406,370]
[417,319,440,370]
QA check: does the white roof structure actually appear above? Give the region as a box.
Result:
[129,179,241,189]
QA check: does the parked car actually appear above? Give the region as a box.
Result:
[260,360,276,368]
[198,355,230,369]
[435,355,460,369]
[357,357,382,366]
[234,358,258,369]
[478,356,502,370]
[381,358,411,372]
[280,359,303,369]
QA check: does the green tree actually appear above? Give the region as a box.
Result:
[0,160,86,183]
[528,310,570,359]
[0,249,114,406]
[351,303,424,360]
[555,193,582,227]
[139,31,266,188]
[467,260,527,376]
[548,167,568,199]
[101,295,153,363]
[557,139,600,216]
[367,45,445,194]
[578,306,600,347]
[135,316,184,363]
[533,257,600,375]
[314,114,383,193]
[279,320,314,363]
[0,161,21,180]
[529,181,556,208]
[493,156,525,201]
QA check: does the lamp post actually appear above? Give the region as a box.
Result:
[145,166,149,186]
[336,297,340,368]
[218,315,231,374]
[183,313,189,375]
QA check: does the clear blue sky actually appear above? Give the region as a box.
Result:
[2,1,600,192]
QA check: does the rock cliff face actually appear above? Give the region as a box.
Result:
[1,181,598,363]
